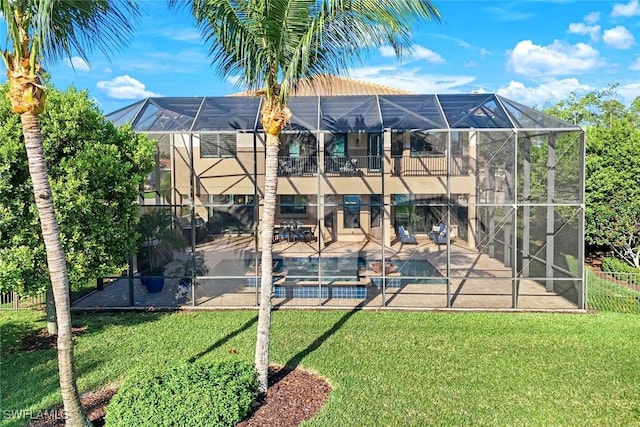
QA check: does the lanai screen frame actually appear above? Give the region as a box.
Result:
[107,94,586,310]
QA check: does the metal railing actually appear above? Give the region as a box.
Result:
[277,156,318,176]
[0,291,45,310]
[324,155,382,176]
[275,155,474,177]
[392,155,472,176]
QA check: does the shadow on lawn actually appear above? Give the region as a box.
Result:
[278,308,359,383]
[187,314,258,363]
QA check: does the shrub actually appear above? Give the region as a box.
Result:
[601,256,640,274]
[105,359,257,427]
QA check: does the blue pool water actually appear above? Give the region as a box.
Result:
[275,257,439,278]
[249,257,442,298]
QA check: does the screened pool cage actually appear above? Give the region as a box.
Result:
[75,94,585,310]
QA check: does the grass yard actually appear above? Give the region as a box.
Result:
[1,309,639,426]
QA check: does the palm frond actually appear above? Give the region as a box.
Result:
[1,0,140,72]
[185,0,441,102]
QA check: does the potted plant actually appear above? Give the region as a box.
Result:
[136,209,188,293]
[165,251,208,299]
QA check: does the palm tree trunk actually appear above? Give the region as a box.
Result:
[255,135,279,394]
[20,112,91,427]
[46,287,58,335]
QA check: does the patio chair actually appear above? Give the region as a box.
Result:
[339,158,360,175]
[397,225,418,244]
[429,222,450,245]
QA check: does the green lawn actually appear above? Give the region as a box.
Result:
[1,309,639,426]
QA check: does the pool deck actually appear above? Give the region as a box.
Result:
[72,235,582,311]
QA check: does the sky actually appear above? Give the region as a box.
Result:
[2,0,640,115]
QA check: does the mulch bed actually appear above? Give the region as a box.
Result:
[16,326,87,353]
[27,365,330,427]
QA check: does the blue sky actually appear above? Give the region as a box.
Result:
[2,0,640,115]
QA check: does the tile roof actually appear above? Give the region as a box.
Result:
[230,74,414,97]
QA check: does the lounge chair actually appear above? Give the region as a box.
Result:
[429,222,451,245]
[397,225,418,244]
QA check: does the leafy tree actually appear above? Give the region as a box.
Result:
[0,83,155,295]
[175,0,441,393]
[545,89,640,268]
[586,113,640,268]
[0,1,139,425]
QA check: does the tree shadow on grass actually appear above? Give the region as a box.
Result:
[187,314,258,363]
[275,308,359,385]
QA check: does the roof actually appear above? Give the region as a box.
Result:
[106,93,581,133]
[230,75,413,97]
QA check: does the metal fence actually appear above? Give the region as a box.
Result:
[0,291,45,310]
[2,269,639,314]
[586,270,640,314]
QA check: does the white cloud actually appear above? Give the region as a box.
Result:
[568,22,600,42]
[63,56,90,72]
[96,75,161,100]
[160,28,201,42]
[379,45,444,64]
[630,56,640,71]
[480,48,491,57]
[496,79,593,107]
[611,0,640,17]
[507,40,603,77]
[465,60,478,68]
[602,26,635,49]
[412,46,445,63]
[348,66,475,93]
[584,11,601,24]
[617,82,640,104]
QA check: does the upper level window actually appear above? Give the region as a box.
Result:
[200,133,236,158]
[280,132,317,157]
[410,131,446,157]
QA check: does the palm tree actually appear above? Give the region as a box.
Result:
[0,1,139,425]
[178,0,441,393]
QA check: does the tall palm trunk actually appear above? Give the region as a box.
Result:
[255,136,279,394]
[20,112,90,427]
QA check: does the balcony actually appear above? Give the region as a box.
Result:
[276,155,474,177]
[324,156,383,177]
[277,156,318,177]
[391,155,473,177]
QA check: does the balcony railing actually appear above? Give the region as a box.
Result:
[276,155,474,177]
[324,156,382,177]
[277,156,318,176]
[391,155,473,176]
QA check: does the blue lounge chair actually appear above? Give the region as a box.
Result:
[397,225,418,244]
[429,222,449,245]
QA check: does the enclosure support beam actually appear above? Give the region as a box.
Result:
[546,135,556,291]
[522,137,531,277]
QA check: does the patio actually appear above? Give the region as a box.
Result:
[73,236,579,311]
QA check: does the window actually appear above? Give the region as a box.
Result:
[410,131,446,157]
[208,194,254,206]
[371,195,382,227]
[391,133,404,157]
[280,133,317,157]
[280,195,307,215]
[200,133,236,158]
[326,133,347,157]
[344,195,360,229]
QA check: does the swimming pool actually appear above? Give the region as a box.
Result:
[275,256,439,278]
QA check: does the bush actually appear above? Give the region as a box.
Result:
[105,359,257,427]
[601,256,640,274]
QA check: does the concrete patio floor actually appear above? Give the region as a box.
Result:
[72,235,581,311]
